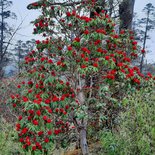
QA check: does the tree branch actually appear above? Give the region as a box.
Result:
[27,1,83,10]
[3,19,24,57]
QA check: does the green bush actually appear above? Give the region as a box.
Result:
[0,118,24,155]
[100,87,155,155]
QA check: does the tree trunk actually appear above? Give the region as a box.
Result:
[140,10,150,73]
[0,0,4,79]
[119,0,135,30]
[109,0,114,17]
[79,128,89,155]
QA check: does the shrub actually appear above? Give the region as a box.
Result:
[0,118,24,155]
[101,84,155,155]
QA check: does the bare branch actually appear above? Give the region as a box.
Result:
[3,19,25,57]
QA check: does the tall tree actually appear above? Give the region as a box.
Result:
[0,0,16,78]
[138,3,155,72]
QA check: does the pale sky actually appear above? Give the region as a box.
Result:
[9,0,155,63]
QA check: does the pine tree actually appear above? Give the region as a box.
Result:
[13,39,35,73]
[0,0,16,78]
[138,3,155,72]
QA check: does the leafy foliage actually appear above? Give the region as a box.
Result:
[101,83,155,155]
[0,119,24,155]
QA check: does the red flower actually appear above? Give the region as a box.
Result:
[72,10,76,16]
[17,85,21,88]
[141,49,145,53]
[26,141,31,146]
[66,12,71,17]
[33,99,41,105]
[94,39,101,45]
[44,138,49,143]
[48,59,53,64]
[18,116,22,121]
[105,14,109,18]
[45,99,50,104]
[133,46,137,50]
[63,111,67,115]
[48,130,52,135]
[48,109,52,113]
[22,96,29,102]
[147,72,152,78]
[132,41,137,45]
[57,61,61,66]
[36,142,42,150]
[84,57,89,61]
[55,108,59,113]
[81,64,87,69]
[96,29,106,34]
[19,138,24,143]
[32,146,36,151]
[36,110,41,116]
[120,30,125,34]
[85,17,91,22]
[21,128,28,134]
[105,56,110,60]
[28,109,34,115]
[33,120,38,125]
[36,40,40,44]
[27,116,31,121]
[22,145,27,149]
[93,63,98,68]
[133,78,140,85]
[16,123,20,128]
[81,47,90,54]
[54,129,59,135]
[74,37,80,42]
[60,108,64,113]
[84,29,89,35]
[32,2,38,7]
[51,71,56,76]
[68,23,72,27]
[81,53,85,58]
[28,89,32,93]
[11,95,15,99]
[43,116,48,121]
[38,131,43,136]
[28,81,33,85]
[67,46,73,51]
[107,74,115,80]
[123,57,131,62]
[52,96,59,102]
[113,34,119,39]
[97,48,103,53]
[47,119,52,123]
[13,103,17,108]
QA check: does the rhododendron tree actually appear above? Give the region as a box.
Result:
[9,0,155,155]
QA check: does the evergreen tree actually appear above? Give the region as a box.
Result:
[13,39,35,73]
[138,3,155,72]
[0,0,16,78]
